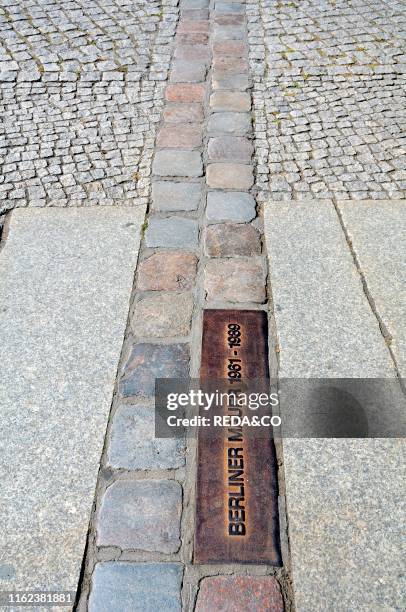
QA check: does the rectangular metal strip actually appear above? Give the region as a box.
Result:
[194,309,281,564]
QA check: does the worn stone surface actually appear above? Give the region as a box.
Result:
[251,0,405,201]
[137,251,197,291]
[174,44,210,61]
[0,0,178,214]
[177,20,209,34]
[132,293,193,338]
[89,563,183,612]
[215,2,244,15]
[157,125,202,150]
[213,57,248,74]
[107,404,185,470]
[264,199,405,611]
[208,112,251,135]
[165,83,206,103]
[210,91,251,112]
[145,217,199,248]
[0,207,145,592]
[213,37,245,52]
[97,479,182,553]
[152,181,202,212]
[177,32,208,45]
[206,190,256,223]
[213,25,245,40]
[195,576,284,612]
[208,136,253,162]
[212,73,250,91]
[120,343,190,397]
[263,199,395,377]
[284,439,406,612]
[171,60,207,83]
[164,104,204,124]
[204,258,266,303]
[182,0,209,9]
[153,151,203,177]
[215,13,244,24]
[204,223,261,257]
[207,163,254,189]
[182,8,209,20]
[337,199,406,376]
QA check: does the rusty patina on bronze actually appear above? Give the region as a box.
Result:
[194,309,281,565]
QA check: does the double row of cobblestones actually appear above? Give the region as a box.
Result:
[79,0,289,610]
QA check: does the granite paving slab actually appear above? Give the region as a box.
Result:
[264,199,405,611]
[264,199,395,378]
[283,439,406,612]
[337,199,406,376]
[0,206,145,595]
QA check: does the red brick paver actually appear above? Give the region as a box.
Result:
[195,576,284,612]
[166,83,206,103]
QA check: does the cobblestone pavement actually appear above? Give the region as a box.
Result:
[77,0,290,610]
[249,0,406,201]
[1,0,405,610]
[0,0,177,213]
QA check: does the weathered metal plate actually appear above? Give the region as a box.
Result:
[194,309,281,565]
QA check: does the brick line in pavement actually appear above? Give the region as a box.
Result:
[78,1,291,610]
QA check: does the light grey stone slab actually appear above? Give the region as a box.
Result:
[215,3,244,14]
[107,404,185,470]
[152,150,203,178]
[145,217,198,248]
[89,562,183,612]
[337,199,406,376]
[207,112,251,135]
[264,199,404,611]
[206,191,256,223]
[97,480,182,553]
[264,199,395,378]
[181,0,209,8]
[284,439,406,612]
[0,206,145,593]
[212,26,245,40]
[212,73,250,91]
[152,181,202,212]
[171,60,207,83]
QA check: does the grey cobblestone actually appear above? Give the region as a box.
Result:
[0,0,178,213]
[153,150,203,176]
[107,404,185,470]
[131,292,193,338]
[206,190,256,222]
[119,342,190,397]
[97,479,182,553]
[152,180,202,211]
[145,216,199,248]
[247,0,406,201]
[89,563,183,612]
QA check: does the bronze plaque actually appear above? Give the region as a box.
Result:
[194,309,281,565]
